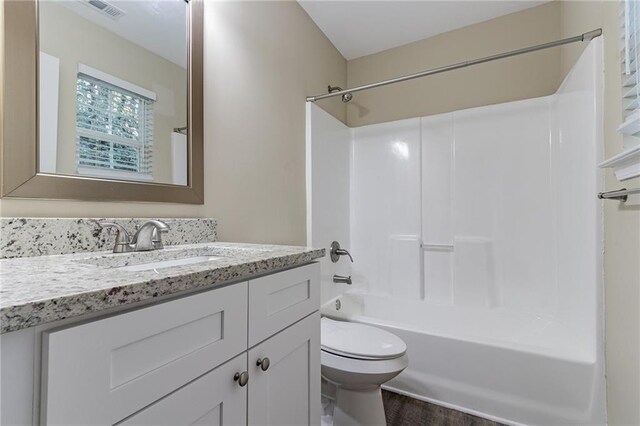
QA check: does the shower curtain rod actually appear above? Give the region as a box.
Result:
[306,29,602,103]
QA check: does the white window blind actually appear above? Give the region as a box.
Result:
[620,0,640,136]
[75,73,154,180]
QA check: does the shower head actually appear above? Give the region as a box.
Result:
[328,85,353,103]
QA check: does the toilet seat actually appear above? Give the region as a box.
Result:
[321,349,409,376]
[321,317,407,360]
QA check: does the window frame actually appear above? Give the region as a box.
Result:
[74,65,156,181]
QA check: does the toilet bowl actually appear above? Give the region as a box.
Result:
[321,317,408,426]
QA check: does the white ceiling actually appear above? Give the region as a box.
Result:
[298,1,550,60]
[62,0,187,68]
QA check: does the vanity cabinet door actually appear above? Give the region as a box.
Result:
[41,282,248,425]
[248,263,319,346]
[248,312,320,426]
[120,353,248,426]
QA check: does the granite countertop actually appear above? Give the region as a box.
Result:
[0,242,325,334]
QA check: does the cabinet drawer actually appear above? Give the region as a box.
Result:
[248,263,319,346]
[41,282,248,425]
[120,353,248,426]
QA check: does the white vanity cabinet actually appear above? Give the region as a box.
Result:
[41,283,249,425]
[37,263,320,426]
[248,313,320,426]
[120,353,249,426]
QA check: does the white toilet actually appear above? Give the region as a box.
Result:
[320,317,408,426]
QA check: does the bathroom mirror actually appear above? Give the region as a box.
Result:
[1,0,204,203]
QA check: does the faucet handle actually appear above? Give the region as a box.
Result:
[335,248,353,262]
[141,219,170,231]
[330,241,354,263]
[89,220,131,253]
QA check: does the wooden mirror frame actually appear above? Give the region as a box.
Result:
[1,0,204,203]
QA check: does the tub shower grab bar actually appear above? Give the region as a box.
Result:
[421,243,454,252]
[598,187,640,202]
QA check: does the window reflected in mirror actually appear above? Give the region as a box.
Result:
[38,0,188,185]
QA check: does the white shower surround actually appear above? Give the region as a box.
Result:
[307,40,604,425]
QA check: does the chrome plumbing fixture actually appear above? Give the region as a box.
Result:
[333,275,352,285]
[327,85,353,103]
[90,219,170,253]
[330,241,353,263]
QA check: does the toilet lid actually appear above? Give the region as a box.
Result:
[321,317,407,360]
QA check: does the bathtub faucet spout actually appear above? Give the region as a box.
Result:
[333,275,352,285]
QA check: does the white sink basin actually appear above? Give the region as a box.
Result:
[117,256,225,272]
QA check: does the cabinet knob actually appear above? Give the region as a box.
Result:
[234,371,249,387]
[256,357,270,371]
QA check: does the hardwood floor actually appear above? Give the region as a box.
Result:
[383,390,506,426]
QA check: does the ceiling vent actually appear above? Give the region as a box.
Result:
[80,0,126,20]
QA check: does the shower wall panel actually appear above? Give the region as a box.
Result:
[348,41,602,358]
[306,104,352,304]
[421,114,454,303]
[454,98,556,314]
[350,119,422,298]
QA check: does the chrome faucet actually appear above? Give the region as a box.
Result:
[333,275,352,285]
[131,220,170,251]
[330,241,353,263]
[90,220,170,253]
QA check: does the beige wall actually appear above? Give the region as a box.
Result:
[560,2,640,425]
[39,1,187,184]
[201,1,346,244]
[346,1,562,127]
[0,0,347,245]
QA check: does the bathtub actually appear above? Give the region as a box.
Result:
[321,292,605,426]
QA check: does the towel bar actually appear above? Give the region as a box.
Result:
[597,188,640,202]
